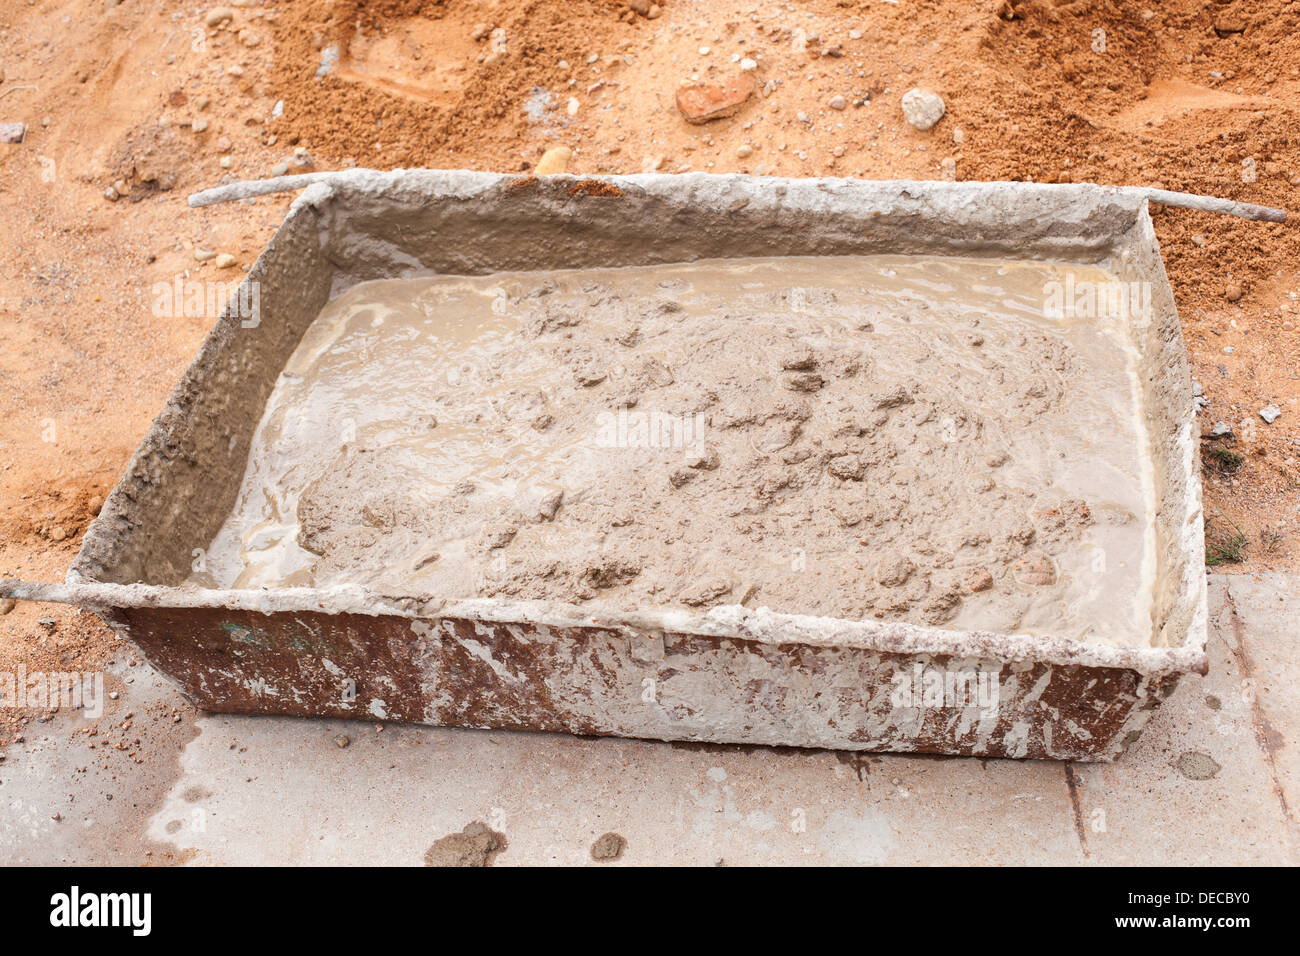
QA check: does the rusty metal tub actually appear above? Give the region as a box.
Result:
[2,171,1210,760]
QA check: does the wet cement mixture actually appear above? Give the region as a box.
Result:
[193,254,1156,647]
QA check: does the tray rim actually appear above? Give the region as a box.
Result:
[0,578,1208,679]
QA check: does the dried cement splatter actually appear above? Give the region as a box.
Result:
[423,821,507,867]
[1173,752,1222,781]
[590,831,626,861]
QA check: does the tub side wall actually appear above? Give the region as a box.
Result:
[1114,207,1207,656]
[103,603,1177,761]
[314,173,1146,292]
[72,202,335,586]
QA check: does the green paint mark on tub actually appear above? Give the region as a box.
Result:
[220,621,336,656]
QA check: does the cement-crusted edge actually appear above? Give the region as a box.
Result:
[1,579,1207,679]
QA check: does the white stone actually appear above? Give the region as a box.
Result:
[901,88,945,131]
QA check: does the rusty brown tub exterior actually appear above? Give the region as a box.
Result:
[1,171,1209,760]
[0,580,1198,760]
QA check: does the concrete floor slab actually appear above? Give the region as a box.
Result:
[1072,577,1297,865]
[2,574,1296,865]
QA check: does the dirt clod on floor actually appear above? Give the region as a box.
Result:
[1173,751,1223,781]
[590,832,626,861]
[423,821,508,867]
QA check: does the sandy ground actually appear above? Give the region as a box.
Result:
[1,0,1297,745]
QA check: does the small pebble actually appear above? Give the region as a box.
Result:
[1259,405,1281,424]
[685,445,720,471]
[590,832,626,862]
[205,7,234,28]
[536,490,564,521]
[901,88,946,131]
[534,145,571,175]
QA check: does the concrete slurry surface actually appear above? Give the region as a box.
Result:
[195,255,1154,645]
[1,573,1294,865]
